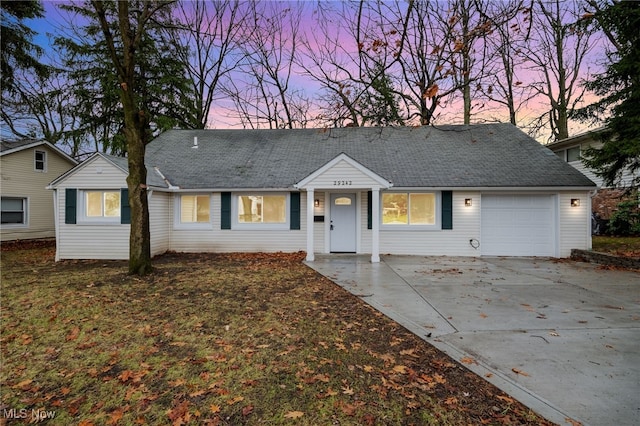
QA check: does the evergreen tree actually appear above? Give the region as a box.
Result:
[1,0,49,94]
[579,0,640,190]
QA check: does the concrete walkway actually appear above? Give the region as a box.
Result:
[306,255,640,426]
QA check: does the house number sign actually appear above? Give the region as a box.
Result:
[333,180,352,186]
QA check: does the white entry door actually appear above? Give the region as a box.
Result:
[330,193,357,252]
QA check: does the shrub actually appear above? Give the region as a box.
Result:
[608,197,640,236]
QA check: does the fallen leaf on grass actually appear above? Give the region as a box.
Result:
[444,396,458,405]
[66,326,80,341]
[497,395,514,404]
[210,404,221,413]
[392,365,408,374]
[342,385,355,395]
[511,368,530,377]
[12,379,33,389]
[227,395,244,405]
[284,411,304,419]
[242,405,254,416]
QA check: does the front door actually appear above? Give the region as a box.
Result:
[330,193,357,252]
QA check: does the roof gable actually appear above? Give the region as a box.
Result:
[295,153,392,189]
[48,152,127,188]
[1,139,77,165]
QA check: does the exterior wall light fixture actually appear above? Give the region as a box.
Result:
[571,198,580,207]
[464,198,472,207]
[314,199,320,207]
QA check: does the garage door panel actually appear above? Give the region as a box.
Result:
[481,195,555,257]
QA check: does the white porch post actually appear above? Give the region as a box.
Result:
[371,188,380,263]
[306,188,315,261]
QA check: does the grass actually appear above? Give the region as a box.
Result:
[592,236,640,257]
[1,242,552,425]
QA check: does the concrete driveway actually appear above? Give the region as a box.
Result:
[306,255,640,426]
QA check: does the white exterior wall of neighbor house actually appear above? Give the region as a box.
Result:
[55,156,129,260]
[1,145,75,241]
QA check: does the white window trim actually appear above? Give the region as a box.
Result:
[1,196,28,228]
[380,191,441,231]
[173,193,213,230]
[232,192,290,230]
[34,150,47,172]
[78,190,121,225]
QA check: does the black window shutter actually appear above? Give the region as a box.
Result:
[65,188,77,224]
[367,191,372,230]
[121,188,131,224]
[290,192,301,230]
[441,191,453,230]
[221,192,231,230]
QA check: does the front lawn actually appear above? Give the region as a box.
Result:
[1,243,551,425]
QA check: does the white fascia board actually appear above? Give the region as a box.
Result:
[389,186,597,192]
[148,187,296,193]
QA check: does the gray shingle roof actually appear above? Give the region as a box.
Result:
[145,124,595,189]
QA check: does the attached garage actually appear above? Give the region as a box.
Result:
[481,194,556,257]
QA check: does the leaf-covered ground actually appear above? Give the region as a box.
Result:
[1,241,554,425]
[592,236,640,258]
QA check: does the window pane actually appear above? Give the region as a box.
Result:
[263,195,286,223]
[86,192,103,216]
[35,151,45,170]
[382,193,407,224]
[1,198,23,211]
[181,195,197,222]
[334,197,352,206]
[567,146,580,162]
[196,195,210,222]
[2,211,24,223]
[181,195,209,223]
[238,195,261,223]
[409,193,435,224]
[104,192,120,217]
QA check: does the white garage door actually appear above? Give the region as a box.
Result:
[481,195,556,256]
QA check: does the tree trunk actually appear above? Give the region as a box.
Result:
[125,125,152,275]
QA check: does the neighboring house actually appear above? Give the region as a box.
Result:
[547,128,639,220]
[1,140,78,242]
[48,124,595,262]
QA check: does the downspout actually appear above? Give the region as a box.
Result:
[52,189,60,261]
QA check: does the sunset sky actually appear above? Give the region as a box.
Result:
[22,0,609,144]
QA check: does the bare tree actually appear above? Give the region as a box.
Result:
[223,2,309,129]
[162,0,247,129]
[526,0,596,141]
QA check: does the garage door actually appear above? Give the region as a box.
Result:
[481,195,555,256]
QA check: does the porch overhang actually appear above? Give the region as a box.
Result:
[294,153,392,263]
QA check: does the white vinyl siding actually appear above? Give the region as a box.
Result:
[379,192,481,256]
[1,145,76,241]
[150,191,171,256]
[301,158,388,188]
[55,156,129,259]
[169,192,306,253]
[559,192,592,256]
